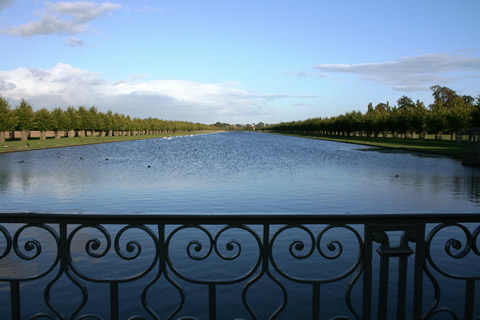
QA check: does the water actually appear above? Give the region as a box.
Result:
[0,132,479,319]
[1,131,479,213]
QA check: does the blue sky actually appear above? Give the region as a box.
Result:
[0,0,479,124]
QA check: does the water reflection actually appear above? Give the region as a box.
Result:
[0,132,479,213]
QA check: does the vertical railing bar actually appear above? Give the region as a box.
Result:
[377,255,389,320]
[312,282,320,320]
[110,282,119,320]
[10,280,20,320]
[464,279,474,320]
[209,283,216,320]
[159,224,165,272]
[396,255,408,320]
[412,224,425,320]
[263,223,269,272]
[362,225,373,320]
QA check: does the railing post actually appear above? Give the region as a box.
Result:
[209,283,216,320]
[412,223,425,320]
[465,279,475,320]
[312,282,320,319]
[377,250,389,320]
[110,282,119,320]
[10,280,20,320]
[362,225,373,320]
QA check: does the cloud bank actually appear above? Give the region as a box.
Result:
[314,53,480,91]
[0,63,302,123]
[0,1,122,37]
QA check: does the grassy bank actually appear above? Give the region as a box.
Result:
[267,131,471,158]
[0,131,221,153]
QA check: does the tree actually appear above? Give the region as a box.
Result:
[397,96,415,110]
[34,108,53,140]
[65,106,79,137]
[431,85,457,107]
[0,96,17,142]
[51,107,69,139]
[14,99,35,141]
[88,106,100,136]
[411,100,428,139]
[446,96,472,140]
[77,106,90,136]
[427,103,448,140]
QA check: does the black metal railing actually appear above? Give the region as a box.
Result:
[0,213,479,320]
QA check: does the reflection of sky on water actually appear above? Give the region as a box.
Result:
[0,132,479,317]
[0,131,480,214]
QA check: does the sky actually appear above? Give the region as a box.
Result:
[0,0,479,125]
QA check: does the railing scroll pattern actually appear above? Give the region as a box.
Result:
[0,213,479,320]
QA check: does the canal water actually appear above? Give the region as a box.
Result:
[0,131,479,319]
[1,131,479,214]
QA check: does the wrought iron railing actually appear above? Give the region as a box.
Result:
[0,213,479,320]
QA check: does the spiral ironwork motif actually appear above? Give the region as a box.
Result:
[271,224,363,283]
[68,224,159,283]
[426,223,480,280]
[114,225,145,260]
[0,214,478,318]
[317,225,350,260]
[214,225,244,260]
[68,224,112,259]
[0,225,12,259]
[166,224,262,284]
[13,224,47,260]
[280,225,316,260]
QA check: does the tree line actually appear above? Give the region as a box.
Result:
[269,86,480,140]
[0,97,218,142]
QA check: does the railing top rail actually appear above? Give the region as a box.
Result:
[0,212,479,224]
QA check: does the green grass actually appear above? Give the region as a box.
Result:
[267,132,471,158]
[0,131,220,153]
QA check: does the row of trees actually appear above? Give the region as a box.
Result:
[0,97,218,142]
[269,86,480,140]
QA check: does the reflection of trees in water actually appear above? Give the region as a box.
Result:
[409,171,480,205]
[0,157,34,193]
[444,173,480,203]
[467,173,480,202]
[0,160,11,193]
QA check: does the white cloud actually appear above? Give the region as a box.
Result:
[64,36,83,47]
[281,71,312,78]
[0,63,311,123]
[46,2,122,22]
[313,53,480,91]
[0,1,122,37]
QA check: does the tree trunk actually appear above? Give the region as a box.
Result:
[0,131,5,142]
[456,133,462,144]
[20,130,29,141]
[68,130,76,138]
[40,131,47,140]
[78,130,85,137]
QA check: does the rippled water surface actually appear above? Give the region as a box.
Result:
[1,131,479,213]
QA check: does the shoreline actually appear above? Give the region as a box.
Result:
[0,131,222,154]
[264,131,469,159]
